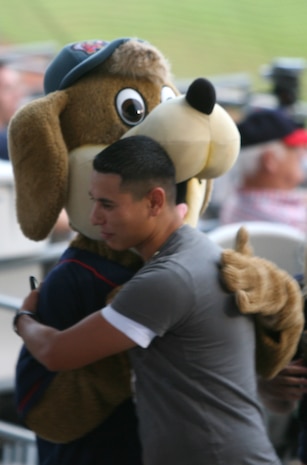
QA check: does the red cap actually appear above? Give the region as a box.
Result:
[283,128,307,147]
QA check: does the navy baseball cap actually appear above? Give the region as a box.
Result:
[238,108,307,147]
[44,37,145,94]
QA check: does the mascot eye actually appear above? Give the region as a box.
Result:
[161,86,176,102]
[116,88,146,126]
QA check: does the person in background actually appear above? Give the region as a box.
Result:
[259,302,307,465]
[14,135,282,465]
[298,322,307,465]
[0,61,25,160]
[218,108,307,233]
[258,358,307,462]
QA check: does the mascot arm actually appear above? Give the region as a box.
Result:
[25,354,132,443]
[21,268,132,443]
[8,91,70,240]
[220,227,304,379]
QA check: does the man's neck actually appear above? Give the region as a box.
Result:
[139,216,183,262]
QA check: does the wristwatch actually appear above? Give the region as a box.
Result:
[13,310,36,334]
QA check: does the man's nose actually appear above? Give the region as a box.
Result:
[90,204,105,225]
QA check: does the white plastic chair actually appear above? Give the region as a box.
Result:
[207,221,306,277]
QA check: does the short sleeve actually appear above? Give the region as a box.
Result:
[111,261,193,336]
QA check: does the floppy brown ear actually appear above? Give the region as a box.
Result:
[8,91,70,240]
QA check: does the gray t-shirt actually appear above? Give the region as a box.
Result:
[111,225,280,465]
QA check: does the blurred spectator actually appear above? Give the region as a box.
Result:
[0,61,25,160]
[258,359,307,462]
[218,108,307,233]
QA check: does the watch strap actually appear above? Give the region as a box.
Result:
[13,310,36,334]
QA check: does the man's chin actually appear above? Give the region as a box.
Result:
[102,236,136,253]
[103,239,126,252]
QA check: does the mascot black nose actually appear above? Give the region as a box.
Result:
[186,78,216,115]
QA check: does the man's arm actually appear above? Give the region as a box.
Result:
[15,290,136,371]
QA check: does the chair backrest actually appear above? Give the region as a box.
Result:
[207,221,306,277]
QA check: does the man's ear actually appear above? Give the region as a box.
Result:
[176,203,188,220]
[261,149,280,174]
[147,187,165,215]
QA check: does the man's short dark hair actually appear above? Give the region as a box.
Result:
[93,135,176,202]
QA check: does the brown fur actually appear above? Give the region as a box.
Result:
[221,227,304,379]
[103,39,172,84]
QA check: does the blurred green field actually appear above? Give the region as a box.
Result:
[1,0,307,97]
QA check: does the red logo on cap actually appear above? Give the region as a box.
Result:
[72,40,109,55]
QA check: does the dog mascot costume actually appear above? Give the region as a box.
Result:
[9,38,304,465]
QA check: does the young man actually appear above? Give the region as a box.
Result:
[14,135,281,465]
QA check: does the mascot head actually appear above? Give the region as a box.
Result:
[8,37,239,242]
[8,37,178,240]
[67,77,240,238]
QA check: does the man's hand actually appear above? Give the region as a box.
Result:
[13,289,40,335]
[21,288,40,314]
[258,359,307,413]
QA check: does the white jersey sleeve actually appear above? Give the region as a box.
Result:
[102,304,157,348]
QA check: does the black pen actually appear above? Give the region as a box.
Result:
[29,275,38,290]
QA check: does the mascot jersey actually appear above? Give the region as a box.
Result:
[15,246,142,465]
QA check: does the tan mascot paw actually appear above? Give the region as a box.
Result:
[221,227,304,378]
